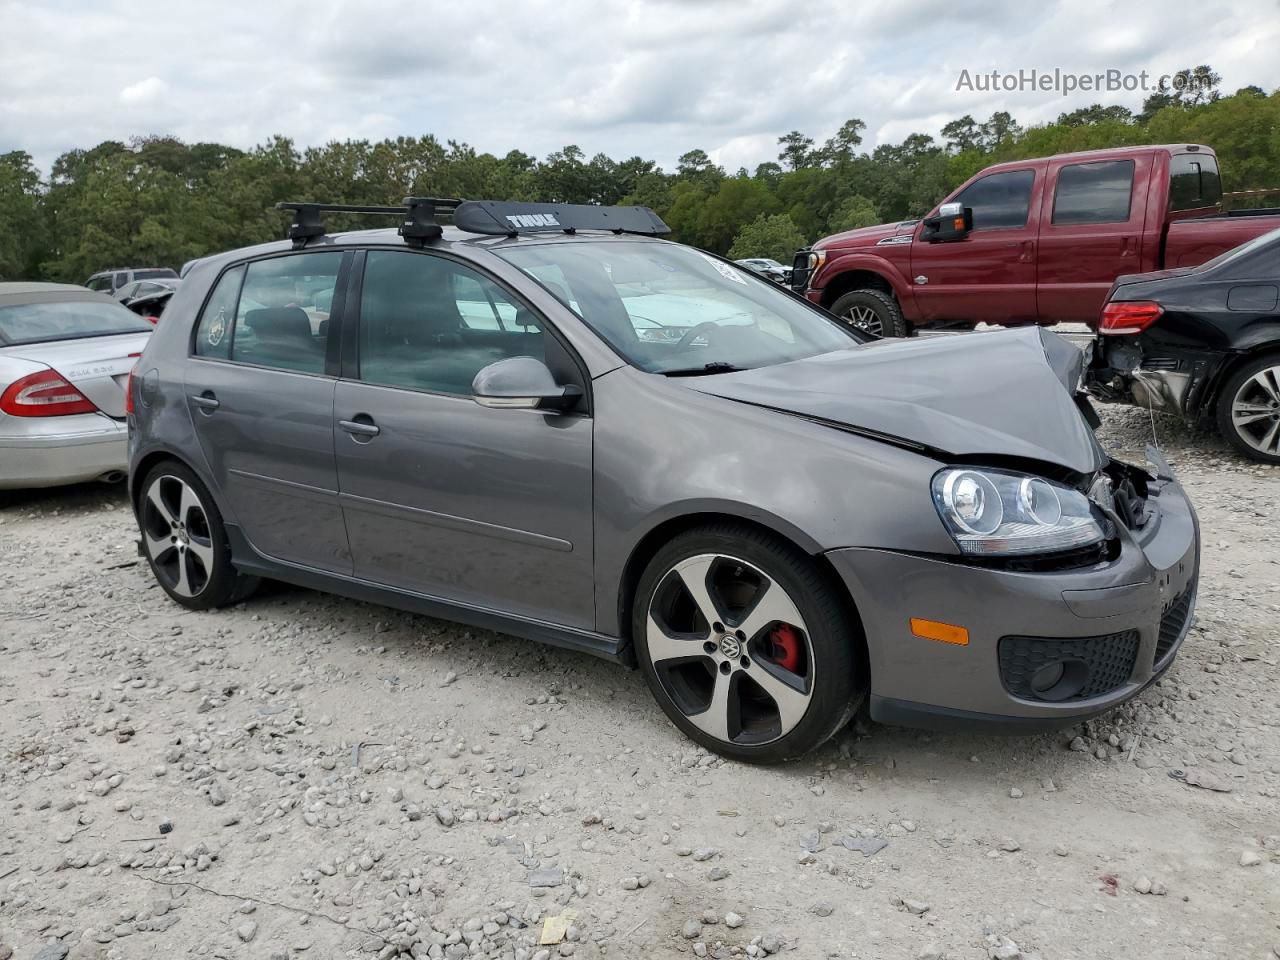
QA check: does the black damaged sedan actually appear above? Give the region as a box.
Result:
[1090,227,1280,463]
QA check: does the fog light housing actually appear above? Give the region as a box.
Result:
[1029,659,1089,701]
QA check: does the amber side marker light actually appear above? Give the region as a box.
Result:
[910,618,970,646]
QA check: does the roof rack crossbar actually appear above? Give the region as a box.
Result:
[275,199,464,248]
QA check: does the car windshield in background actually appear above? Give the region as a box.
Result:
[496,241,858,374]
[0,299,154,346]
[134,269,178,280]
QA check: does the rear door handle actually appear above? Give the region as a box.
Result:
[338,418,380,438]
[189,393,220,410]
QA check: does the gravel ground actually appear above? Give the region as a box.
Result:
[1,404,1277,960]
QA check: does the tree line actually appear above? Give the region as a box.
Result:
[1,65,1276,281]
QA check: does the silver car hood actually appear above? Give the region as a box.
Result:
[686,327,1106,474]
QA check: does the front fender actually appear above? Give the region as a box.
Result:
[814,250,918,316]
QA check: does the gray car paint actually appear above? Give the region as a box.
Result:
[129,226,1200,728]
[684,328,1105,475]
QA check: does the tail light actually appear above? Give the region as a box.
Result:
[125,352,142,416]
[1099,300,1163,335]
[0,370,98,417]
[144,316,160,325]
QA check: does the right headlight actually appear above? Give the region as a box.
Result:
[931,467,1104,557]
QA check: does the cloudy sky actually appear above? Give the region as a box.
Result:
[2,0,1277,175]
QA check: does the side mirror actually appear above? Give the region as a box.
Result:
[922,202,973,242]
[472,356,582,412]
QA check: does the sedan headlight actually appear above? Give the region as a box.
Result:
[931,468,1104,556]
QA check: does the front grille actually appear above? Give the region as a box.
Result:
[998,630,1140,702]
[790,251,811,291]
[1156,579,1196,664]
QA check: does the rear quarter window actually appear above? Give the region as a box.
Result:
[193,266,244,360]
[1168,154,1223,211]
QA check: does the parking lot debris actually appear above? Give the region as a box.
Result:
[1171,769,1233,792]
[839,836,888,856]
[538,909,578,945]
[529,867,564,888]
[1240,850,1262,867]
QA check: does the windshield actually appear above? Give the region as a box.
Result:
[0,299,153,346]
[496,241,858,374]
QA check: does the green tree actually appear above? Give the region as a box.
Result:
[940,115,981,152]
[0,151,45,279]
[727,213,807,262]
[827,195,881,233]
[819,118,865,164]
[777,131,815,171]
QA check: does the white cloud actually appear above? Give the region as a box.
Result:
[0,0,1276,175]
[119,76,168,105]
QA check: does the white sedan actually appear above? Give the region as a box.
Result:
[0,283,152,489]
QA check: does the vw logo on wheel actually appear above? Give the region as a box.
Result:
[718,634,742,659]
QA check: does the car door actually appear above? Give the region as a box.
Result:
[1036,154,1153,324]
[909,164,1044,324]
[184,250,353,573]
[333,248,595,629]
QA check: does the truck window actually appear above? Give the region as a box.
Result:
[952,170,1035,230]
[1052,160,1134,225]
[1168,154,1222,211]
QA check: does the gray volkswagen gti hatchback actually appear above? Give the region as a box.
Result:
[127,198,1200,763]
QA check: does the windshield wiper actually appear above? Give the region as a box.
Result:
[661,362,743,377]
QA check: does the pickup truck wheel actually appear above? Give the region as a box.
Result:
[829,289,909,338]
[1216,354,1280,464]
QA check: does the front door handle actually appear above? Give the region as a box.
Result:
[189,392,220,411]
[338,417,380,438]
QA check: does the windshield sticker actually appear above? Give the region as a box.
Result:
[698,253,749,285]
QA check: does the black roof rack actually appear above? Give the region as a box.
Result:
[275,199,463,249]
[275,198,670,248]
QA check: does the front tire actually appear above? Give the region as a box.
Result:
[632,523,862,763]
[829,289,909,338]
[1215,354,1280,464]
[137,461,259,610]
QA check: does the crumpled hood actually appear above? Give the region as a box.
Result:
[686,327,1106,474]
[814,220,916,250]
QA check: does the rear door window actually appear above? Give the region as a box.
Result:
[952,170,1036,230]
[1052,160,1135,225]
[229,253,342,374]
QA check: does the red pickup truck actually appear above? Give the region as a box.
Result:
[792,144,1280,337]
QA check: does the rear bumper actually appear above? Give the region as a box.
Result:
[828,472,1199,731]
[0,416,128,489]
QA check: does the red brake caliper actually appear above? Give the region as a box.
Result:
[769,624,802,672]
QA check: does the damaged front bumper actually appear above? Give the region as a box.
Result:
[828,450,1200,733]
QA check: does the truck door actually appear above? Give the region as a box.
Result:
[909,164,1043,325]
[1035,154,1153,324]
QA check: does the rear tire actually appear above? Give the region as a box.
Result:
[1215,353,1280,464]
[137,461,259,610]
[632,522,863,763]
[829,289,909,338]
